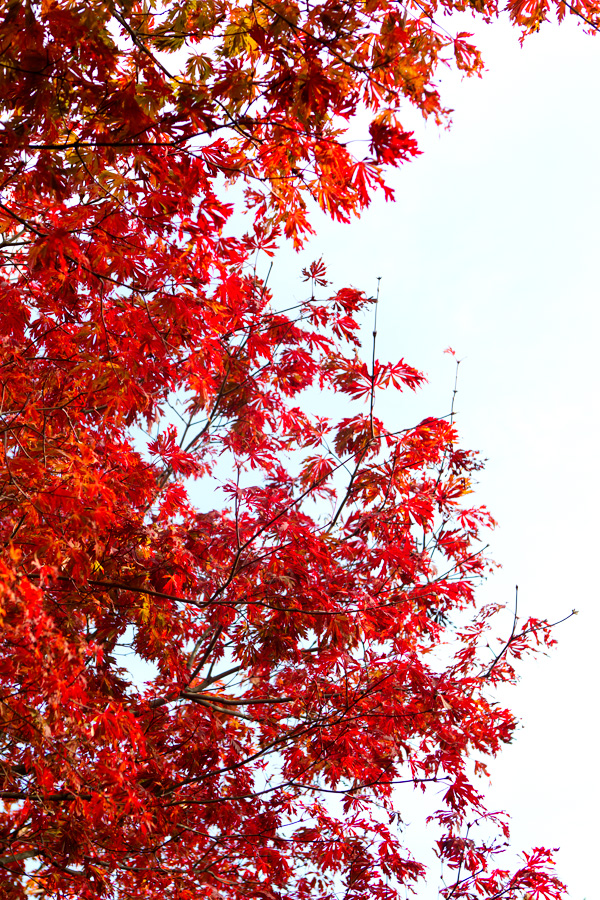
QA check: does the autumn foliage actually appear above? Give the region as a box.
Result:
[0,0,593,897]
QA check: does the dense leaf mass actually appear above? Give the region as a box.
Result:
[0,0,592,897]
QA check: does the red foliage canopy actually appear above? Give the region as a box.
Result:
[0,0,592,897]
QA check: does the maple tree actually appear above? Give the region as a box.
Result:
[0,0,592,897]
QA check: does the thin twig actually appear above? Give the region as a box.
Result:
[449,356,460,426]
[369,277,381,439]
[483,585,519,679]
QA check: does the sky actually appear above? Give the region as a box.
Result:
[263,15,600,900]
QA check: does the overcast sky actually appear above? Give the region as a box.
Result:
[264,15,599,899]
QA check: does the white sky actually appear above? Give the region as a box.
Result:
[263,15,599,900]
